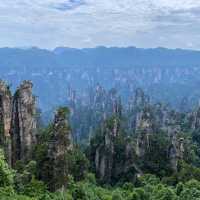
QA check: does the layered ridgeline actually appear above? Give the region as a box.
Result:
[1,80,200,200]
[2,47,200,111]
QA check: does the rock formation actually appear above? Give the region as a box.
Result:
[47,107,73,191]
[168,134,184,172]
[129,88,154,158]
[190,107,200,130]
[0,81,12,164]
[11,81,37,166]
[135,106,154,157]
[131,89,185,172]
[128,88,150,132]
[94,115,121,183]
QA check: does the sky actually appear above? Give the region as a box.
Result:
[0,0,200,49]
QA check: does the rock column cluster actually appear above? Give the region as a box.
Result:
[0,80,37,166]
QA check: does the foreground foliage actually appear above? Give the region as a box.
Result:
[1,104,200,199]
[1,148,200,200]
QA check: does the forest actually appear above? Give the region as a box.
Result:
[1,80,200,200]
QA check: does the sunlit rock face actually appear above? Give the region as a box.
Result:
[11,81,37,166]
[0,80,12,164]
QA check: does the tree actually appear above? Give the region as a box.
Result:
[66,147,89,181]
[0,149,14,187]
[151,184,177,200]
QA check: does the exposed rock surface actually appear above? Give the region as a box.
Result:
[94,116,120,183]
[93,95,122,183]
[11,81,37,166]
[129,88,186,172]
[130,89,153,158]
[69,84,122,142]
[190,107,200,130]
[0,81,12,164]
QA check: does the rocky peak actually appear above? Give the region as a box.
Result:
[94,116,121,183]
[47,107,73,191]
[168,135,185,172]
[134,88,149,109]
[0,81,12,138]
[0,80,12,164]
[52,107,73,149]
[11,80,37,166]
[132,90,185,171]
[190,107,200,130]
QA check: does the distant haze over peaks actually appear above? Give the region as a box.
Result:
[0,46,200,111]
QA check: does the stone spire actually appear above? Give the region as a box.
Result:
[135,106,154,157]
[11,80,37,166]
[0,80,12,164]
[134,88,149,109]
[95,116,120,183]
[47,107,73,191]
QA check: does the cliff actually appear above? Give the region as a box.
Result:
[0,81,12,164]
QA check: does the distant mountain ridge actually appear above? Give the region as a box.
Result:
[1,46,200,69]
[53,46,200,67]
[1,46,200,111]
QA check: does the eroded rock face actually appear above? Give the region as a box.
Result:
[128,88,150,133]
[190,107,200,130]
[132,89,185,172]
[94,117,120,183]
[164,111,185,172]
[133,89,154,158]
[11,81,37,165]
[135,106,154,157]
[169,134,184,172]
[0,81,12,164]
[47,107,73,191]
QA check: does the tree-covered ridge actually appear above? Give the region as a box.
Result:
[1,81,200,199]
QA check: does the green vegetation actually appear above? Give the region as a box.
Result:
[2,105,200,199]
[1,157,200,200]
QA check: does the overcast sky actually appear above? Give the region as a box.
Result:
[1,0,200,49]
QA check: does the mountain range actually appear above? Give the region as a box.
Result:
[1,46,200,111]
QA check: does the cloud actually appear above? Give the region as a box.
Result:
[50,0,86,11]
[0,0,200,49]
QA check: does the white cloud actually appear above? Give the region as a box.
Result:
[0,0,200,49]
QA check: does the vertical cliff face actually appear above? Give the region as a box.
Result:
[135,106,154,158]
[131,88,153,158]
[94,93,122,183]
[134,88,149,109]
[0,81,12,164]
[47,107,73,191]
[163,110,185,172]
[131,89,185,172]
[11,81,37,165]
[94,115,121,183]
[168,134,184,172]
[136,106,185,172]
[128,88,150,132]
[190,107,200,130]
